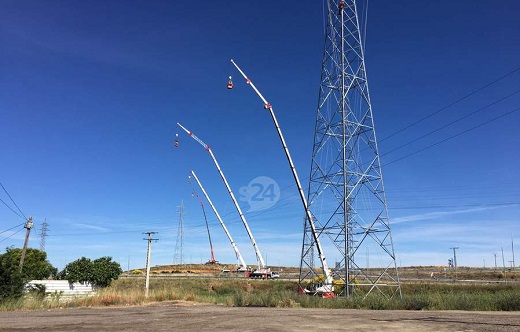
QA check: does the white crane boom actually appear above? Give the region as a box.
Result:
[177,122,267,269]
[191,187,217,264]
[230,59,334,292]
[190,170,247,270]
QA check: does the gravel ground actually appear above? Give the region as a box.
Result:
[1,301,520,332]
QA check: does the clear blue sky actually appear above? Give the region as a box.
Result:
[1,0,519,271]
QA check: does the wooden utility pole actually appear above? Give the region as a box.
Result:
[19,216,34,272]
[143,232,158,298]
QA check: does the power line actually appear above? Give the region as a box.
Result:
[386,183,520,192]
[380,65,520,143]
[389,202,520,210]
[0,181,27,220]
[181,86,520,226]
[0,197,25,220]
[36,199,519,239]
[384,105,520,166]
[382,88,520,157]
[0,227,24,244]
[0,222,26,235]
[193,81,520,218]
[230,71,520,205]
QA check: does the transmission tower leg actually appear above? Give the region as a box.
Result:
[299,0,401,298]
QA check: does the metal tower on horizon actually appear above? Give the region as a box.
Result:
[39,219,48,252]
[299,0,401,298]
[173,201,184,265]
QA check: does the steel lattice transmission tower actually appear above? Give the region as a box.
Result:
[173,201,184,265]
[299,0,401,298]
[39,219,48,252]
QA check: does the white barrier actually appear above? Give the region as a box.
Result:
[27,280,94,299]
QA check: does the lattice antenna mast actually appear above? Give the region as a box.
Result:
[178,123,266,269]
[39,219,48,252]
[231,60,334,295]
[190,170,247,270]
[173,201,184,265]
[301,0,401,298]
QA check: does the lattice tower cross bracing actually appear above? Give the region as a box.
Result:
[173,201,184,265]
[298,0,401,298]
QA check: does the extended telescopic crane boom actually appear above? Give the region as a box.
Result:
[230,59,334,294]
[191,188,217,264]
[178,122,266,269]
[190,170,247,270]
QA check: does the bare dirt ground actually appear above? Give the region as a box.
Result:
[1,301,520,332]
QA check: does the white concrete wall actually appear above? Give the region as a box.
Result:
[27,280,94,298]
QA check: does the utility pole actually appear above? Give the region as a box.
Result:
[19,216,34,272]
[450,247,459,281]
[494,253,497,270]
[143,232,158,298]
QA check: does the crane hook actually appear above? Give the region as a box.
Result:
[174,133,179,148]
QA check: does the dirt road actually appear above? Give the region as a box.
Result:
[1,301,519,331]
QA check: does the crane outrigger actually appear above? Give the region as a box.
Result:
[190,170,247,271]
[178,123,272,278]
[231,59,334,297]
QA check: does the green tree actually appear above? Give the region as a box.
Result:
[60,256,122,288]
[15,248,57,280]
[91,257,123,288]
[0,252,24,301]
[0,247,56,301]
[59,257,93,284]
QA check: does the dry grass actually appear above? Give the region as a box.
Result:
[3,266,520,311]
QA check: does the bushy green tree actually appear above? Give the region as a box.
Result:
[60,256,122,288]
[59,257,93,284]
[0,247,57,301]
[14,248,57,280]
[0,252,24,301]
[91,257,123,287]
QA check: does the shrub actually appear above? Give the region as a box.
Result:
[401,296,430,310]
[496,293,520,311]
[59,256,122,288]
[0,247,56,301]
[26,284,46,300]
